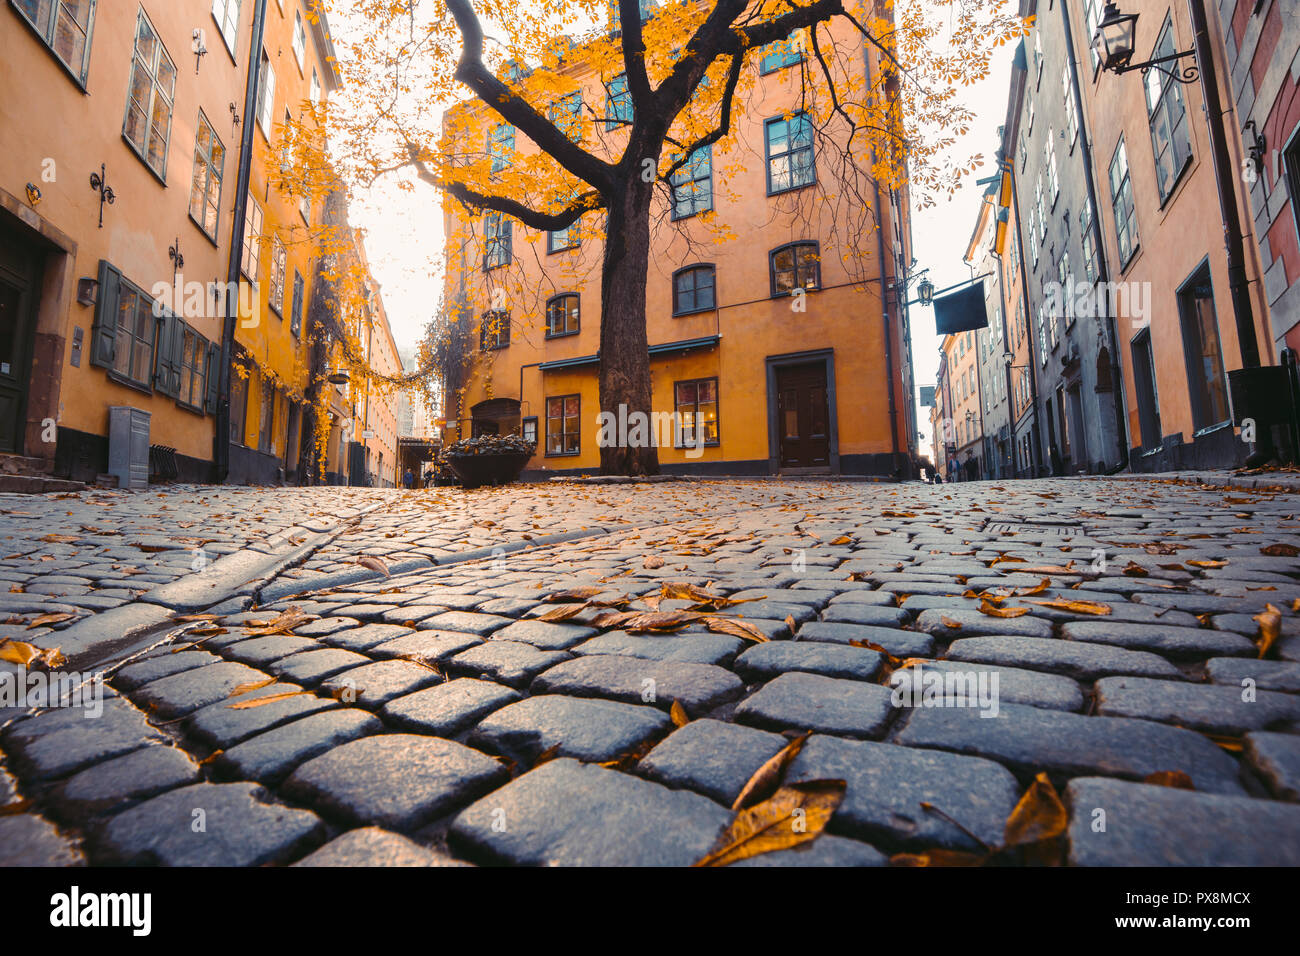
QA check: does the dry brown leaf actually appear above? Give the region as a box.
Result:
[243,609,313,637]
[226,690,311,710]
[1120,561,1149,577]
[731,732,811,811]
[670,699,690,728]
[544,586,604,603]
[940,614,964,629]
[356,555,390,577]
[534,603,589,623]
[1015,578,1051,596]
[227,677,276,698]
[1026,598,1112,616]
[829,536,853,546]
[979,600,1029,618]
[703,616,768,643]
[26,612,75,629]
[589,609,637,629]
[890,849,987,867]
[1254,603,1281,659]
[1204,732,1244,753]
[1004,772,1068,847]
[695,779,846,867]
[0,639,65,669]
[1187,559,1228,568]
[197,750,224,768]
[533,744,561,765]
[623,610,702,633]
[1260,543,1300,557]
[40,533,80,544]
[1142,770,1195,790]
[1017,564,1076,574]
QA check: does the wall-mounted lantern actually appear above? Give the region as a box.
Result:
[1092,2,1198,84]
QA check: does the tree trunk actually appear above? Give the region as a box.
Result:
[598,176,660,476]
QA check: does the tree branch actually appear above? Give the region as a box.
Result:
[445,0,616,193]
[618,0,654,111]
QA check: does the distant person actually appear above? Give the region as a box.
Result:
[402,468,415,489]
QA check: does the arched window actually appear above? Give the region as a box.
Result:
[546,294,580,337]
[769,242,820,297]
[673,265,716,315]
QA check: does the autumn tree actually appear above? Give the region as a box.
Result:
[330,0,1026,474]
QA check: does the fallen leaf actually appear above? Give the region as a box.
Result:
[227,677,276,698]
[544,586,604,603]
[0,639,64,669]
[1143,770,1195,790]
[731,732,811,810]
[26,612,75,629]
[890,849,987,867]
[1187,559,1227,568]
[703,616,768,643]
[623,610,702,633]
[694,780,846,867]
[356,555,390,577]
[940,614,965,629]
[670,699,689,728]
[1003,772,1068,847]
[1254,603,1281,659]
[1260,543,1300,557]
[533,744,561,765]
[1120,561,1149,577]
[829,536,853,546]
[979,600,1028,618]
[1026,598,1112,616]
[1015,578,1051,596]
[226,690,311,710]
[534,603,588,623]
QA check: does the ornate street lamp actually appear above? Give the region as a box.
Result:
[918,278,935,307]
[1092,2,1198,84]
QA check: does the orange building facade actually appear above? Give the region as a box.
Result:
[439,9,918,479]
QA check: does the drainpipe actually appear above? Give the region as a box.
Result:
[1188,0,1261,370]
[872,178,902,477]
[215,0,269,483]
[1060,0,1129,471]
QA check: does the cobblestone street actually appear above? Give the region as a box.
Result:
[3,475,1300,867]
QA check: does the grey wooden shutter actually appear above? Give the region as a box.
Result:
[89,261,121,369]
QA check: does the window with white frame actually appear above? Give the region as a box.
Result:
[13,0,95,83]
[211,0,240,56]
[123,8,177,178]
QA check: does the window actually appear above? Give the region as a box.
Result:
[481,310,510,350]
[290,270,304,336]
[188,113,225,240]
[1083,0,1103,69]
[1177,265,1231,431]
[1062,67,1078,148]
[230,369,249,443]
[546,394,580,455]
[1079,199,1099,283]
[522,416,538,446]
[548,92,582,142]
[605,73,632,129]
[1109,137,1139,266]
[85,262,195,396]
[608,0,656,31]
[310,68,322,105]
[765,112,815,194]
[546,294,579,337]
[13,0,95,83]
[1035,176,1047,241]
[256,49,276,137]
[770,242,820,297]
[673,265,715,315]
[760,35,803,73]
[489,122,515,173]
[210,0,239,55]
[675,378,719,446]
[1146,16,1193,201]
[177,325,208,412]
[671,146,713,219]
[269,237,287,315]
[292,10,306,69]
[484,212,511,270]
[123,9,176,179]
[1045,130,1059,206]
[1057,250,1072,328]
[548,217,579,253]
[1034,30,1043,83]
[242,196,263,280]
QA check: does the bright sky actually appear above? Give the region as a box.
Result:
[332,7,1017,452]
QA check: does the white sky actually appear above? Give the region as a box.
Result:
[333,9,1017,453]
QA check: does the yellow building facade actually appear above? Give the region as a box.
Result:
[439,8,917,479]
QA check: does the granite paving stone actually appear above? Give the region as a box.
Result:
[734,641,883,682]
[283,734,508,831]
[1095,676,1300,735]
[293,827,470,867]
[1243,731,1300,801]
[380,678,523,737]
[0,814,83,867]
[217,709,383,783]
[318,660,442,707]
[1061,621,1257,658]
[794,621,935,656]
[638,718,788,805]
[447,641,572,689]
[49,745,200,823]
[468,695,672,764]
[944,636,1183,681]
[734,672,897,739]
[267,648,373,686]
[530,655,745,716]
[132,661,277,719]
[449,758,731,866]
[1065,777,1300,865]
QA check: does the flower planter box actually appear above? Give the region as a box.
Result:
[445,451,531,489]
